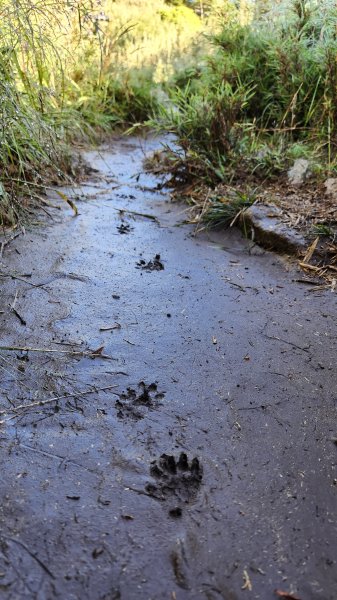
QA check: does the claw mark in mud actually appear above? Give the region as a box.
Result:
[136,254,164,271]
[117,223,133,235]
[146,452,203,504]
[116,381,165,420]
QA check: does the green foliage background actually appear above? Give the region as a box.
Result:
[0,0,204,222]
[154,0,337,185]
[1,0,337,223]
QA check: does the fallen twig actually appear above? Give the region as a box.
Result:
[8,537,55,579]
[0,229,24,259]
[0,344,113,359]
[99,323,121,331]
[9,291,26,326]
[302,236,319,264]
[299,262,322,271]
[112,207,160,224]
[293,278,322,286]
[222,278,247,292]
[11,307,26,325]
[263,334,310,353]
[0,384,119,416]
[0,272,50,293]
[123,338,136,346]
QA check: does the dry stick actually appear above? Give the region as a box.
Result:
[111,207,160,223]
[0,384,119,416]
[123,338,136,346]
[8,537,55,579]
[11,307,26,325]
[9,290,26,326]
[293,279,322,285]
[0,345,111,358]
[263,334,310,353]
[0,230,23,259]
[0,272,50,293]
[99,323,121,331]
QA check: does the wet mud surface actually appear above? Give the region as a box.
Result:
[0,136,336,599]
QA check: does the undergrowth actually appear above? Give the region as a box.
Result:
[202,189,256,228]
[3,0,337,233]
[0,0,205,224]
[148,0,337,229]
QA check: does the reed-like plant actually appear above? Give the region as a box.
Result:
[154,0,337,187]
[0,0,205,222]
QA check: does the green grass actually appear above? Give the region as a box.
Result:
[152,0,337,189]
[3,0,337,230]
[202,189,256,228]
[0,0,206,223]
[311,223,334,237]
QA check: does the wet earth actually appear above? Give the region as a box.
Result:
[0,136,336,599]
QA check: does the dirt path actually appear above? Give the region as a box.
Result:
[0,136,336,600]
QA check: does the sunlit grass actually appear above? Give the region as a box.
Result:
[0,0,205,222]
[152,0,337,186]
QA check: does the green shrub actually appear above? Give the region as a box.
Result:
[154,0,337,185]
[0,0,205,221]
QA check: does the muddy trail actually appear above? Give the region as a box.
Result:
[0,136,336,600]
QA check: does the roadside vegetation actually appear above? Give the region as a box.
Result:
[148,0,337,236]
[2,0,337,244]
[0,0,204,223]
[160,1,337,182]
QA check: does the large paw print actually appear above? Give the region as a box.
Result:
[146,452,203,504]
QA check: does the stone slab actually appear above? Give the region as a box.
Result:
[242,203,307,254]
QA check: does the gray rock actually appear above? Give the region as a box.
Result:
[287,158,311,186]
[324,177,337,199]
[242,204,307,254]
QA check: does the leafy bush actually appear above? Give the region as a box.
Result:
[155,0,337,185]
[0,0,205,221]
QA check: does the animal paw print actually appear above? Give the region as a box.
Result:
[146,452,203,504]
[116,381,164,420]
[117,222,133,234]
[136,254,164,271]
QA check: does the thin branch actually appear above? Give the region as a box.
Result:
[0,345,113,359]
[0,384,119,416]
